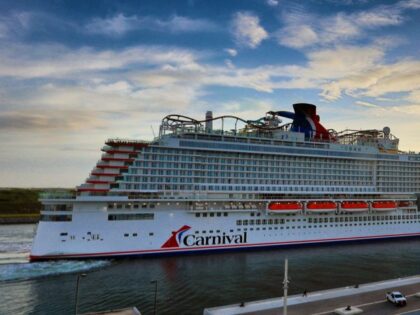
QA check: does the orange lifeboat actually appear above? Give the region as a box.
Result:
[268,201,302,214]
[306,201,337,213]
[340,201,369,212]
[398,201,413,208]
[371,200,397,211]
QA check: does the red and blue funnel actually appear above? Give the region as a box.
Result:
[275,103,331,140]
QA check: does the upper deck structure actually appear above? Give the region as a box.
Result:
[74,103,420,200]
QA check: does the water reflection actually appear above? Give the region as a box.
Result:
[1,225,420,315]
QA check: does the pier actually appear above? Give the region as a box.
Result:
[204,275,420,315]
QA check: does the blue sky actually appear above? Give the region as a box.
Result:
[1,0,420,187]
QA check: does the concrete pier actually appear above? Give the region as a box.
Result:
[204,275,420,315]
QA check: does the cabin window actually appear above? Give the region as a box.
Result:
[108,213,154,221]
[40,215,72,222]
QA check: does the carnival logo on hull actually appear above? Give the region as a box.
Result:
[161,225,247,248]
[161,225,191,248]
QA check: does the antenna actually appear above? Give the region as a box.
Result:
[150,125,156,138]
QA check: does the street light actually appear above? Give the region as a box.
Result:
[150,280,158,315]
[75,273,87,315]
[283,258,289,315]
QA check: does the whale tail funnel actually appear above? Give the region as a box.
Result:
[291,103,331,140]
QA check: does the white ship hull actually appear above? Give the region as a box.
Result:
[30,200,420,261]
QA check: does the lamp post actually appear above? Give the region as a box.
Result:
[75,273,87,315]
[150,280,158,315]
[283,258,289,315]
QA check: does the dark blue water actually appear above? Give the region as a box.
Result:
[1,224,420,315]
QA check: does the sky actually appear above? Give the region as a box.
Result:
[1,0,420,187]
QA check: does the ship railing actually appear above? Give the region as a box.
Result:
[188,201,264,212]
[163,129,338,149]
[39,191,76,200]
[106,138,150,146]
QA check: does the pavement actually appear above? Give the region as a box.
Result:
[83,307,141,315]
[204,276,420,315]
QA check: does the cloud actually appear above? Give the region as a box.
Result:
[85,14,218,36]
[161,15,218,33]
[0,110,106,131]
[224,59,235,69]
[406,89,420,103]
[0,11,81,41]
[0,41,419,137]
[0,22,7,38]
[231,12,268,48]
[0,11,32,38]
[85,14,138,36]
[276,25,318,49]
[13,82,199,114]
[0,44,199,78]
[399,0,420,9]
[320,59,420,100]
[308,45,385,79]
[276,1,418,49]
[0,40,417,106]
[94,81,133,95]
[267,0,279,6]
[355,8,403,28]
[225,48,238,57]
[355,101,379,108]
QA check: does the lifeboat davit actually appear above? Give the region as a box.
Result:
[340,201,369,212]
[306,201,337,213]
[268,201,302,214]
[371,200,397,211]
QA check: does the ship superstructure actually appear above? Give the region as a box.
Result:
[30,103,420,260]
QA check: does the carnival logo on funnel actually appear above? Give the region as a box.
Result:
[161,225,191,248]
[161,225,247,248]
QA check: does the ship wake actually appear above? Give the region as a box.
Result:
[0,259,111,281]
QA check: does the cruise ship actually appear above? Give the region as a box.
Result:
[30,103,420,261]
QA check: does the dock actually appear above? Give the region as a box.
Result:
[204,275,420,315]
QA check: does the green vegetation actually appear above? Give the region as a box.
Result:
[0,188,43,215]
[0,188,74,217]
